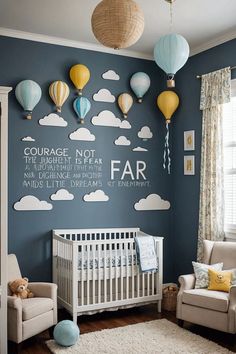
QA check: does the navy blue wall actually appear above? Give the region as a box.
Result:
[0,36,174,282]
[172,39,236,279]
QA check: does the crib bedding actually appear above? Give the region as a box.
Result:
[58,251,159,271]
[78,250,137,270]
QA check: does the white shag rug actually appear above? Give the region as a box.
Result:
[46,318,233,354]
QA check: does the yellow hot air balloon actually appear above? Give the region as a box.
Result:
[157,90,180,175]
[157,91,179,124]
[118,93,133,119]
[69,64,90,96]
[49,81,70,112]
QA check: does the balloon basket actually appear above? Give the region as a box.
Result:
[77,89,82,96]
[26,114,32,120]
[56,107,62,113]
[80,119,85,124]
[167,79,175,88]
[138,98,142,103]
[123,114,127,119]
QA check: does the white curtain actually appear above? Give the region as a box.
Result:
[197,67,231,261]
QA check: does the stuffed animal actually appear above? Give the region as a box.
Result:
[8,277,34,299]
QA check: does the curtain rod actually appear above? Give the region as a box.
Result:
[196,65,236,79]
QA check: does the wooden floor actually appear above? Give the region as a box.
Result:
[8,305,236,354]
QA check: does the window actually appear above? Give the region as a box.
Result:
[223,79,236,237]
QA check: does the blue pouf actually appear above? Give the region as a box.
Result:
[53,320,80,347]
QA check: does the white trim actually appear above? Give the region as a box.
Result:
[190,29,236,56]
[0,27,236,59]
[0,27,153,61]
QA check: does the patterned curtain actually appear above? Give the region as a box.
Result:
[197,67,231,261]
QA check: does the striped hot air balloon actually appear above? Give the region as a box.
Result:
[15,80,42,119]
[49,81,70,113]
[118,93,133,119]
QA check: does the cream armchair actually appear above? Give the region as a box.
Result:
[7,254,58,344]
[177,240,236,333]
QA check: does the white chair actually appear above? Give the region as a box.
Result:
[7,254,58,345]
[177,240,236,333]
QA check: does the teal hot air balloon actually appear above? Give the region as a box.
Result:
[130,72,151,103]
[73,97,91,124]
[15,80,42,119]
[154,33,189,87]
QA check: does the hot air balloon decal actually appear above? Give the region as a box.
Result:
[118,93,133,119]
[73,97,91,124]
[70,64,90,96]
[154,34,189,88]
[130,72,151,103]
[157,90,179,174]
[49,81,70,113]
[15,80,42,120]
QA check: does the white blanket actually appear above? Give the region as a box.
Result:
[135,236,157,272]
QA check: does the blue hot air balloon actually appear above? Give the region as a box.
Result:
[15,80,42,119]
[130,72,151,103]
[154,33,189,87]
[73,97,91,124]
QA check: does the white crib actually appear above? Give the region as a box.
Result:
[52,228,163,322]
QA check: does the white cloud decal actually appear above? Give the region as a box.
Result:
[134,194,170,211]
[39,113,68,127]
[102,70,120,81]
[93,89,115,103]
[14,195,53,211]
[69,128,95,141]
[133,146,148,152]
[50,189,74,201]
[120,120,131,129]
[21,136,35,142]
[114,136,131,146]
[138,126,153,140]
[91,110,121,127]
[83,190,109,202]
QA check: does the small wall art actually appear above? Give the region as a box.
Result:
[39,113,68,127]
[132,147,148,152]
[14,195,53,211]
[114,136,131,146]
[184,130,195,151]
[21,136,35,142]
[69,127,95,141]
[93,89,115,103]
[83,190,109,202]
[184,155,195,175]
[91,110,131,129]
[138,126,153,140]
[50,189,74,201]
[134,193,170,211]
[102,70,120,81]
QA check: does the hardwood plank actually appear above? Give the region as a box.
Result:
[8,305,236,353]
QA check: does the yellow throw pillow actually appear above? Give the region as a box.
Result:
[208,269,232,292]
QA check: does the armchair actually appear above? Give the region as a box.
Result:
[7,254,58,344]
[177,240,236,333]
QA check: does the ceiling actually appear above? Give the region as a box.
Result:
[0,0,235,59]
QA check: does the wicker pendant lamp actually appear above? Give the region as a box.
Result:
[91,0,145,50]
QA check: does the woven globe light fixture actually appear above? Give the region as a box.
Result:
[91,0,145,50]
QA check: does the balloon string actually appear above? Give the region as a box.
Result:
[163,123,171,174]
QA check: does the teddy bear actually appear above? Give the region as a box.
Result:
[8,277,34,299]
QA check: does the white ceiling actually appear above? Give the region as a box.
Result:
[0,0,235,58]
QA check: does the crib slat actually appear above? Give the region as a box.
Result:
[115,243,118,301]
[110,243,112,302]
[93,243,95,305]
[98,243,101,304]
[152,271,155,295]
[81,245,84,306]
[87,245,90,305]
[120,243,123,301]
[125,242,129,299]
[104,244,107,303]
[131,242,134,299]
[142,273,145,297]
[147,272,150,297]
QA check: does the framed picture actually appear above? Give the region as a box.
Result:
[184,130,195,151]
[184,155,195,175]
